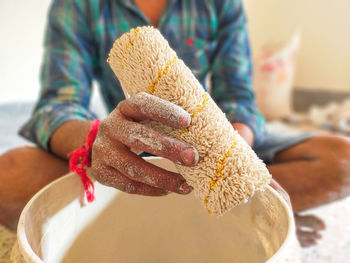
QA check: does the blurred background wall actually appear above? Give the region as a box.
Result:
[0,0,49,102]
[245,0,350,93]
[0,0,349,103]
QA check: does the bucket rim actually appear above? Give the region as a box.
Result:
[17,157,295,263]
[265,186,296,262]
[17,172,76,263]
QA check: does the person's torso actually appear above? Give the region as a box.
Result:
[87,0,220,113]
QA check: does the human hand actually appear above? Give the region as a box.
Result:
[295,213,325,248]
[91,92,198,196]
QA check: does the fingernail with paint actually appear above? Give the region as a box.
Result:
[179,182,193,194]
[179,114,191,127]
[180,147,199,166]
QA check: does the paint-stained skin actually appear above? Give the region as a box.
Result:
[91,93,198,196]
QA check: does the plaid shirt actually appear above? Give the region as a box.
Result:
[20,0,266,150]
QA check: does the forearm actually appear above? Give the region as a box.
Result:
[49,120,94,159]
[23,0,97,156]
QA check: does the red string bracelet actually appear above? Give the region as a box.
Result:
[67,120,101,202]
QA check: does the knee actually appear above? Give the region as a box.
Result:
[314,135,350,174]
[0,147,23,170]
[0,146,38,170]
[0,146,68,230]
[320,135,350,157]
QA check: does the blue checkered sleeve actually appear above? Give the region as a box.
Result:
[210,0,266,147]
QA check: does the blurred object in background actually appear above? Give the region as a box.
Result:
[269,90,350,137]
[304,99,350,135]
[253,33,300,120]
[245,0,350,95]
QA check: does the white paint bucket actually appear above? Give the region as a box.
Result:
[17,157,299,262]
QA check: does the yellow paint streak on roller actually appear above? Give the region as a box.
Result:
[191,93,209,119]
[147,56,178,94]
[204,139,238,213]
[179,93,209,135]
[120,27,140,70]
[204,196,212,214]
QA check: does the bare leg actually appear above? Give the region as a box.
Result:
[0,146,68,231]
[268,135,350,212]
[268,136,350,212]
[268,135,350,247]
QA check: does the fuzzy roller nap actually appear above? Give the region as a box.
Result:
[107,26,271,215]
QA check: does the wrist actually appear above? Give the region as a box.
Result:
[232,122,254,146]
[67,119,101,202]
[49,120,94,159]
